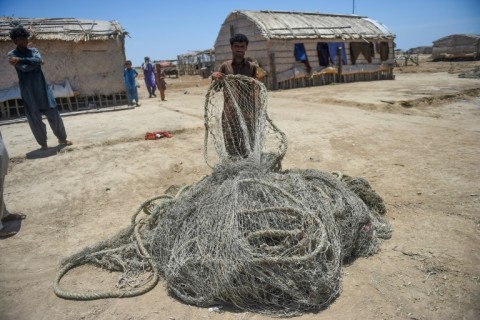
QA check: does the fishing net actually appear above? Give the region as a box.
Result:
[203,75,287,170]
[54,75,392,316]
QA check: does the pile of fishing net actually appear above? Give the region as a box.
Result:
[54,75,392,316]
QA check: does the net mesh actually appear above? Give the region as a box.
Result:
[203,75,287,170]
[54,75,392,317]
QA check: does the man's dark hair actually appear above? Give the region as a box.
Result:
[230,33,249,46]
[9,26,30,40]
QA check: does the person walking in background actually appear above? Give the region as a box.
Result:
[123,60,140,107]
[141,57,156,98]
[0,132,26,238]
[7,26,72,150]
[155,63,167,101]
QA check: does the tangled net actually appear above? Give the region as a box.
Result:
[54,75,392,317]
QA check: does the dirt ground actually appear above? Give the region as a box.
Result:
[0,56,479,320]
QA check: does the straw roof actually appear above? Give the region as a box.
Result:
[0,17,127,42]
[230,10,394,40]
[432,34,480,47]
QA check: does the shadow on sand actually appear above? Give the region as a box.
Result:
[26,145,67,159]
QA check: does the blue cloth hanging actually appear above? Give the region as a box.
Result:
[327,42,347,65]
[294,43,308,62]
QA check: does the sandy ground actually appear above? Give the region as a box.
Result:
[0,58,479,320]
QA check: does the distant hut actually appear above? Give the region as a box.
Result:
[177,49,215,77]
[153,60,179,78]
[408,46,433,54]
[0,17,128,120]
[214,10,396,90]
[431,34,480,61]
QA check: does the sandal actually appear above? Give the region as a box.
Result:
[58,140,73,146]
[1,213,26,223]
[0,229,18,238]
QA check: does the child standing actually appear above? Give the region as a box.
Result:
[123,60,139,107]
[155,63,167,101]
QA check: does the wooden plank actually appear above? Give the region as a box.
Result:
[14,99,20,117]
[0,102,6,118]
[269,52,277,90]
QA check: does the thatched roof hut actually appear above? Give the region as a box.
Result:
[214,10,396,90]
[177,49,215,76]
[408,46,433,54]
[0,17,128,119]
[431,34,480,61]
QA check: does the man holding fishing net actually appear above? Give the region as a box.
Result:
[212,33,259,158]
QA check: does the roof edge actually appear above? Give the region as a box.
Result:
[0,17,127,42]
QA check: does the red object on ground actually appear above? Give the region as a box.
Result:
[145,131,173,140]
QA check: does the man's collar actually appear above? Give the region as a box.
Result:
[231,58,246,65]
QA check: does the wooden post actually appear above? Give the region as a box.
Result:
[268,52,278,90]
[337,47,343,83]
[14,99,20,117]
[59,98,65,112]
[0,102,6,118]
[67,97,73,111]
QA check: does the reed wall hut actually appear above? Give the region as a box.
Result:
[214,10,396,90]
[408,46,433,55]
[431,34,480,61]
[0,17,128,120]
[177,49,215,77]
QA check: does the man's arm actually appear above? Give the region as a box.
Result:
[211,71,224,80]
[212,63,226,80]
[8,48,43,72]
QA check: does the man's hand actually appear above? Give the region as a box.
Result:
[8,56,20,66]
[211,71,224,80]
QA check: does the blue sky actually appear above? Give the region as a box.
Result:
[2,0,479,66]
